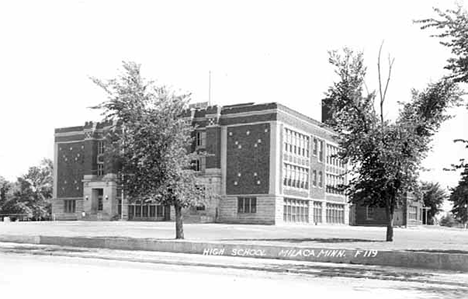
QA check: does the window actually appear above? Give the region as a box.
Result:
[238,197,257,214]
[97,189,103,211]
[97,141,105,176]
[283,163,309,190]
[318,171,323,188]
[283,128,309,158]
[157,205,164,217]
[409,206,418,220]
[191,157,206,172]
[196,205,206,211]
[128,205,134,219]
[64,200,76,213]
[312,201,322,223]
[366,206,374,220]
[313,138,318,156]
[318,140,324,162]
[312,170,317,187]
[196,131,206,148]
[283,198,309,223]
[326,203,344,224]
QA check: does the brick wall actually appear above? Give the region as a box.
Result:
[226,123,270,195]
[56,142,85,198]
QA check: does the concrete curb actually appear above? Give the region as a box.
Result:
[1,234,467,272]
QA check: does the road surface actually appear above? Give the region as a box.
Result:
[0,243,466,299]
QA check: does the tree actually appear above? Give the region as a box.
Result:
[0,159,53,220]
[417,6,468,83]
[325,47,461,241]
[449,167,468,226]
[418,6,468,226]
[420,181,447,224]
[92,61,204,239]
[0,176,13,214]
[439,213,459,227]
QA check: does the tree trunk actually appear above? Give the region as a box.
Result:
[174,202,184,239]
[385,205,394,242]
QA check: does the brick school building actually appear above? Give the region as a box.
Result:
[52,102,349,225]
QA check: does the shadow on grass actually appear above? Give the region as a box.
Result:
[219,238,386,243]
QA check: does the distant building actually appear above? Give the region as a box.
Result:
[349,193,427,227]
[52,102,349,225]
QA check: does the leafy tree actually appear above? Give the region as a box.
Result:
[420,181,447,224]
[0,176,13,214]
[449,167,468,226]
[325,47,461,241]
[418,6,468,226]
[417,6,468,83]
[0,159,53,220]
[92,61,204,239]
[439,212,459,227]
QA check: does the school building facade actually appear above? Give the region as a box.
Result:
[52,102,349,225]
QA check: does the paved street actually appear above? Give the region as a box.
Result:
[0,242,467,299]
[1,221,468,251]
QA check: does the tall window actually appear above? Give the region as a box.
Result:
[312,170,317,187]
[409,206,418,220]
[97,189,103,211]
[318,140,324,162]
[326,203,344,224]
[97,141,105,176]
[64,200,76,213]
[283,128,309,158]
[318,171,323,188]
[312,201,322,223]
[191,157,206,172]
[283,163,309,190]
[313,138,318,156]
[283,198,309,223]
[196,131,206,148]
[366,206,374,220]
[237,197,257,214]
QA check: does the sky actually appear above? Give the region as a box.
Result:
[1,0,467,202]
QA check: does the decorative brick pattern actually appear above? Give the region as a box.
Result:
[57,142,85,198]
[226,123,270,195]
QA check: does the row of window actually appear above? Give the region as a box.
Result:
[325,174,345,195]
[128,204,166,219]
[283,198,309,223]
[283,163,309,189]
[283,165,324,189]
[283,199,345,224]
[63,197,344,224]
[283,128,325,162]
[237,197,257,214]
[326,144,345,168]
[284,128,310,158]
[326,203,345,224]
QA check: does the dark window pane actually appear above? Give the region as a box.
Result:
[238,198,244,213]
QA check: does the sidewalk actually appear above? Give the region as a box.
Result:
[2,242,467,288]
[1,221,468,271]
